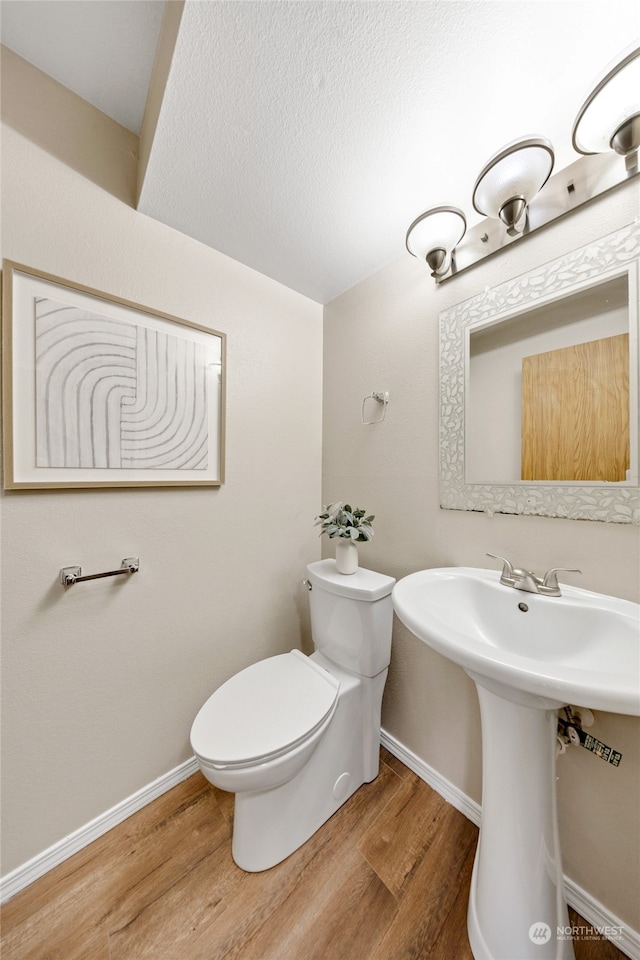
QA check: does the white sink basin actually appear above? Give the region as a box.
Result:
[392,567,640,715]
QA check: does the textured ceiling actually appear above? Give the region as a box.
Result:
[2,1,639,303]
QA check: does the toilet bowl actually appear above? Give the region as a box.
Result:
[191,650,340,794]
[190,559,396,871]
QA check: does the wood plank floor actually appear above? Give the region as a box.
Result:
[1,749,627,960]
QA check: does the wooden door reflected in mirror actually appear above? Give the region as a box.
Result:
[521,333,630,482]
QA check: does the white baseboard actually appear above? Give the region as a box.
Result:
[380,728,482,826]
[563,877,640,960]
[0,756,198,905]
[381,729,640,960]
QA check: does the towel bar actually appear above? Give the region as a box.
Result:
[59,557,139,586]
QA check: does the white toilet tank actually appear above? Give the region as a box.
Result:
[305,559,396,677]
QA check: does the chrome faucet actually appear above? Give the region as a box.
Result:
[486,554,581,597]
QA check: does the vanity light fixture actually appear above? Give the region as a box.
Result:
[572,44,640,172]
[406,44,639,284]
[472,136,555,237]
[405,205,467,279]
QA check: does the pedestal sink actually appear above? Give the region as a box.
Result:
[392,567,640,960]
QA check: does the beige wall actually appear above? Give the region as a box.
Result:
[0,52,322,874]
[323,182,640,929]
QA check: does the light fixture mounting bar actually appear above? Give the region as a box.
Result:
[440,151,638,282]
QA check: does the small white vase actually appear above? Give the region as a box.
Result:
[335,539,358,575]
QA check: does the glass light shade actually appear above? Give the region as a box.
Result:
[405,206,467,266]
[572,45,640,156]
[472,137,555,220]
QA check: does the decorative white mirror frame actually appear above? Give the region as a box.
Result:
[439,221,640,523]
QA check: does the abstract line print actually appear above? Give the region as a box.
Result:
[120,326,209,470]
[35,297,210,470]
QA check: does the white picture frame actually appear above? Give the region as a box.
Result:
[2,261,226,489]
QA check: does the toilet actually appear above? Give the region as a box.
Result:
[190,558,396,871]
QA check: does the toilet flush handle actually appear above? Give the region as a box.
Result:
[302,579,313,591]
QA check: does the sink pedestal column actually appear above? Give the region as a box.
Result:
[467,674,575,960]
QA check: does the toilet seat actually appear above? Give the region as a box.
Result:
[191,650,340,769]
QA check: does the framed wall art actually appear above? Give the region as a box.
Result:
[2,261,226,489]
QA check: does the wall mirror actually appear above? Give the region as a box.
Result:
[439,222,639,522]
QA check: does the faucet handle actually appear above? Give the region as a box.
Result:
[542,567,582,590]
[486,553,516,584]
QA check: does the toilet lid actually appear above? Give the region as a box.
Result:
[191,650,340,766]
